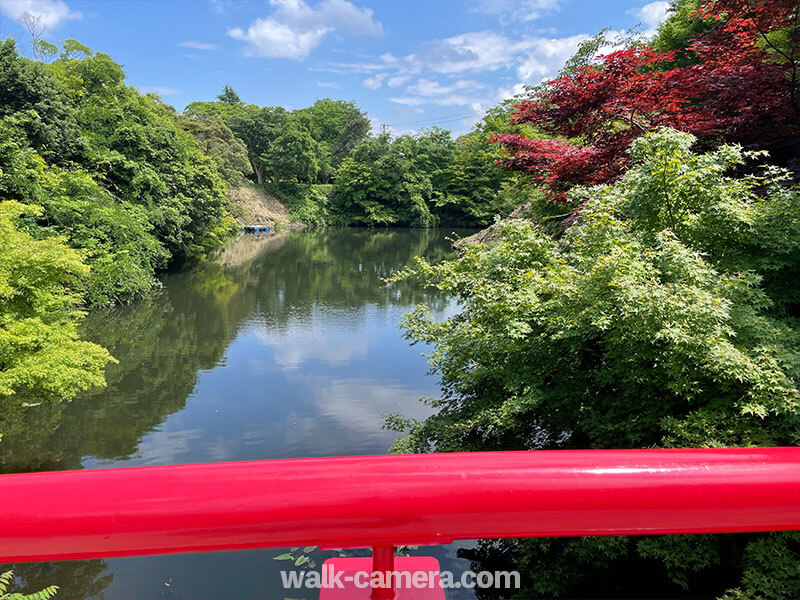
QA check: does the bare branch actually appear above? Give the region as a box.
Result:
[19,11,48,60]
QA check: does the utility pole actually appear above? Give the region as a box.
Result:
[379,124,389,135]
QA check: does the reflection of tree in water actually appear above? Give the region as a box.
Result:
[0,227,458,464]
[1,561,112,600]
[229,228,454,319]
[0,228,462,599]
[211,233,288,268]
[0,292,237,473]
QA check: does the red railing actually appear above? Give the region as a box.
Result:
[1,448,799,563]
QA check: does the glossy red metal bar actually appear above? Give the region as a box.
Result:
[1,448,799,563]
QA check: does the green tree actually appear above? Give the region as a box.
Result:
[394,127,454,195]
[217,85,242,104]
[389,129,800,598]
[0,570,57,600]
[228,106,288,185]
[331,135,434,226]
[329,126,511,227]
[437,131,509,224]
[46,42,232,261]
[0,201,113,412]
[294,99,370,174]
[179,112,253,186]
[0,39,232,304]
[652,0,712,58]
[264,122,320,183]
[0,117,170,305]
[0,39,76,161]
[649,0,718,68]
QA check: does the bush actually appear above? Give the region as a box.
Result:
[389,129,800,597]
[0,201,113,419]
[262,182,332,227]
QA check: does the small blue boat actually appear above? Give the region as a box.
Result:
[243,224,271,233]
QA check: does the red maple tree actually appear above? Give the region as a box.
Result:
[494,0,800,198]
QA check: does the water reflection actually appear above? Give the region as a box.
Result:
[0,228,479,600]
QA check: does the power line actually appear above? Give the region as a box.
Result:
[386,111,482,128]
[387,113,477,127]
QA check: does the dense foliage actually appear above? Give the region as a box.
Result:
[185,92,520,227]
[178,112,252,186]
[7,4,799,594]
[494,0,800,202]
[0,37,240,439]
[388,9,800,596]
[391,128,800,597]
[0,29,519,448]
[0,39,233,305]
[0,201,113,429]
[183,97,369,187]
[330,127,512,226]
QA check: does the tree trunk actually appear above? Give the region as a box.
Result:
[249,155,263,185]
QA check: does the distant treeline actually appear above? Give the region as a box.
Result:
[184,86,526,227]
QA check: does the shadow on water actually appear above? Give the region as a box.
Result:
[0,228,481,600]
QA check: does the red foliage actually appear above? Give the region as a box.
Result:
[495,0,800,197]
[679,0,798,141]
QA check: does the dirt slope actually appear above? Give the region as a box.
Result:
[227,185,304,231]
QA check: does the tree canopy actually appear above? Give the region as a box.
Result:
[184,88,516,227]
[0,38,233,305]
[392,128,800,597]
[494,0,800,201]
[0,200,114,422]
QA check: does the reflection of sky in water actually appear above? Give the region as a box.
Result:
[91,302,443,466]
[68,230,484,600]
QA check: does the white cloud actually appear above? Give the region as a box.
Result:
[362,73,387,89]
[209,0,230,13]
[314,25,599,125]
[416,31,518,74]
[0,0,80,28]
[515,33,588,82]
[178,40,218,50]
[472,0,560,23]
[630,1,670,31]
[388,97,426,106]
[228,0,382,60]
[272,0,382,37]
[406,78,485,96]
[311,61,388,74]
[497,82,528,102]
[390,93,478,107]
[312,28,590,126]
[387,75,410,87]
[394,30,587,83]
[229,19,329,59]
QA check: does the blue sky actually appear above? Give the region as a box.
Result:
[0,0,670,135]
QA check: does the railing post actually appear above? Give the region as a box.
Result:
[371,545,395,599]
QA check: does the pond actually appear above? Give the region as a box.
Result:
[0,228,489,600]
